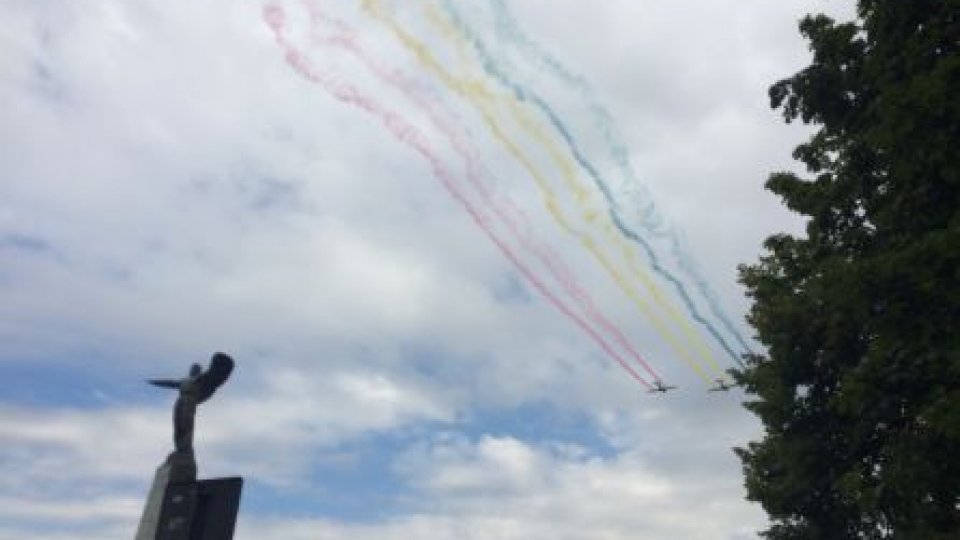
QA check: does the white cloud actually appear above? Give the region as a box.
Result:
[0,365,452,482]
[0,0,840,537]
[229,435,763,540]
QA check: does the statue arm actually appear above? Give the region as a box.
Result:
[148,379,181,389]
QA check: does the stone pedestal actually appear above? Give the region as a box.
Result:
[157,482,198,540]
[135,462,173,540]
[190,477,244,540]
[165,451,198,485]
[135,459,243,540]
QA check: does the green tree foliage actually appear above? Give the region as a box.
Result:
[735,1,960,538]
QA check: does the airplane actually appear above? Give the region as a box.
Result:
[709,378,738,392]
[648,380,677,394]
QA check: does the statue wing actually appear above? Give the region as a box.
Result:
[195,352,235,403]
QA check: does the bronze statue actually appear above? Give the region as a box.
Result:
[148,352,234,480]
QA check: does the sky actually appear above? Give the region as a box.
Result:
[0,1,853,538]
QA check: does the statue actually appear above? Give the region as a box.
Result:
[148,352,234,481]
[137,352,242,540]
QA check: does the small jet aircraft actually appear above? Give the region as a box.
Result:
[709,378,738,392]
[648,380,677,394]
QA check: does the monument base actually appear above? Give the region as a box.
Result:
[136,461,243,540]
[165,450,198,484]
[190,477,244,540]
[136,462,173,540]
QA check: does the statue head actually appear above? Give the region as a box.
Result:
[189,363,203,377]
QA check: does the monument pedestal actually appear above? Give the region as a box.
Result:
[136,458,242,540]
[136,462,173,540]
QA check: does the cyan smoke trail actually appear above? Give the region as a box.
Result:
[441,0,745,365]
[446,0,751,363]
[422,2,718,380]
[264,3,656,388]
[360,0,671,381]
[297,0,662,384]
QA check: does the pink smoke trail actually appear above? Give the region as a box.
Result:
[294,0,661,383]
[264,3,653,388]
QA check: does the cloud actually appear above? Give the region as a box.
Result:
[231,434,763,540]
[0,365,451,540]
[0,0,846,538]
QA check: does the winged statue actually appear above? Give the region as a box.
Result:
[148,352,234,455]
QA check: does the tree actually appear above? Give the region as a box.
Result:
[735,1,960,538]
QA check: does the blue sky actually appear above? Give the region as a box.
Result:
[0,1,852,538]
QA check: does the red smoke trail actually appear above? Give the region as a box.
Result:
[294,0,661,383]
[264,3,653,388]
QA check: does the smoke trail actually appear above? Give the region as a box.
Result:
[360,0,669,381]
[297,0,661,386]
[438,0,738,368]
[420,2,717,381]
[264,3,655,388]
[477,0,753,360]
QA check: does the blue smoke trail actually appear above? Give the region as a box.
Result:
[448,0,752,360]
[440,1,743,365]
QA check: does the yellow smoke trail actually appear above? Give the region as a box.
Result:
[419,2,724,380]
[363,0,718,381]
